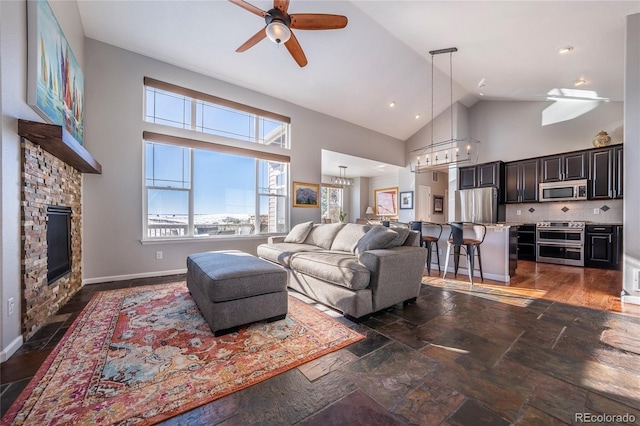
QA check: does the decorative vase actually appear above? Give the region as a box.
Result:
[593,130,611,148]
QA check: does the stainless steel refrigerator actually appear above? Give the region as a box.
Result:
[455,187,499,224]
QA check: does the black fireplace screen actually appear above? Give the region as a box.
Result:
[47,206,72,284]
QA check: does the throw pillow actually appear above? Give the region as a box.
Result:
[386,227,411,247]
[330,223,371,253]
[354,226,398,256]
[303,223,345,249]
[283,221,314,243]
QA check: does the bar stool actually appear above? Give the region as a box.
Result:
[410,221,443,276]
[442,222,487,286]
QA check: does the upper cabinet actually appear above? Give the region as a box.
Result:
[590,145,623,199]
[505,159,539,203]
[470,144,623,204]
[459,161,504,190]
[540,152,588,183]
[458,166,477,190]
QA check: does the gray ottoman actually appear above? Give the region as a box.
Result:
[186,250,288,336]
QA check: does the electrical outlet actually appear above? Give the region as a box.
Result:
[156,251,163,260]
[8,297,15,316]
[516,209,522,216]
[593,208,600,215]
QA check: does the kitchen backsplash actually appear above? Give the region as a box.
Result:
[505,199,622,224]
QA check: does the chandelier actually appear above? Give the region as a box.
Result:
[410,47,480,172]
[331,166,353,187]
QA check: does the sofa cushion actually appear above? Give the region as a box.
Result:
[289,252,371,290]
[354,226,398,256]
[283,221,314,243]
[257,243,323,267]
[303,223,344,249]
[387,227,411,247]
[330,223,370,253]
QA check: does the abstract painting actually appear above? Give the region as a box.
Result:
[374,187,398,217]
[27,0,84,145]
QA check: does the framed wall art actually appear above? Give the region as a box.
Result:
[433,195,444,214]
[374,187,399,217]
[399,191,413,210]
[27,0,85,146]
[293,182,319,207]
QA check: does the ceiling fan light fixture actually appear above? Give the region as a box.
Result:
[266,20,291,44]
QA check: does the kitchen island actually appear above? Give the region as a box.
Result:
[424,223,517,283]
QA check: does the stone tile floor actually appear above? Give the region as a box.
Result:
[2,275,640,425]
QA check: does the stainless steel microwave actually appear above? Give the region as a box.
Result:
[539,179,588,202]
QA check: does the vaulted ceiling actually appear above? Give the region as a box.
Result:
[76,1,638,175]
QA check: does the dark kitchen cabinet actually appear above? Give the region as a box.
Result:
[458,161,504,190]
[505,159,539,203]
[517,224,536,261]
[585,225,622,269]
[590,145,623,200]
[540,151,588,182]
[459,166,477,190]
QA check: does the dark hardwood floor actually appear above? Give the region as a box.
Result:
[2,262,640,425]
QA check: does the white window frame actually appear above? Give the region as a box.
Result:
[144,77,290,149]
[142,79,292,241]
[143,133,290,240]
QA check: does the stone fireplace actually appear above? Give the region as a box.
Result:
[19,120,101,339]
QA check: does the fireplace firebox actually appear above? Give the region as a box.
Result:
[47,206,72,284]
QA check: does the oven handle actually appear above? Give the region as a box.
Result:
[536,229,584,234]
[536,241,583,247]
[565,248,583,253]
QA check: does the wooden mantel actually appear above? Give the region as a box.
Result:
[18,119,102,174]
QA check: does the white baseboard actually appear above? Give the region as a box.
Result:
[440,265,510,283]
[82,268,187,285]
[1,335,24,363]
[622,294,640,306]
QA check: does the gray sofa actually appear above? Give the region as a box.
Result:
[257,222,427,319]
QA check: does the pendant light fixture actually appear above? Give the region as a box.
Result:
[410,47,480,172]
[331,166,353,187]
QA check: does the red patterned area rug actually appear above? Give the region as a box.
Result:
[3,282,363,425]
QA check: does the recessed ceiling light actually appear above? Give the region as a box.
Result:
[574,79,587,86]
[414,114,421,119]
[559,46,574,54]
[389,101,396,108]
[477,78,486,88]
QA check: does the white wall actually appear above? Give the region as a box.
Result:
[1,0,85,360]
[351,176,370,221]
[469,100,624,163]
[623,13,640,303]
[82,39,404,282]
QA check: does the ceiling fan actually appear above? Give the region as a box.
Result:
[229,0,348,67]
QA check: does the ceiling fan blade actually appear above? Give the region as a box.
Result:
[228,0,267,18]
[290,14,348,30]
[236,27,267,52]
[273,0,290,14]
[285,32,308,67]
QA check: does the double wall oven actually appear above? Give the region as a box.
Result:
[536,221,585,267]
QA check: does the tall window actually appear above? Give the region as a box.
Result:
[143,78,290,239]
[320,186,343,223]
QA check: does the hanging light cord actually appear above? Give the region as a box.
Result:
[449,51,454,143]
[430,53,434,147]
